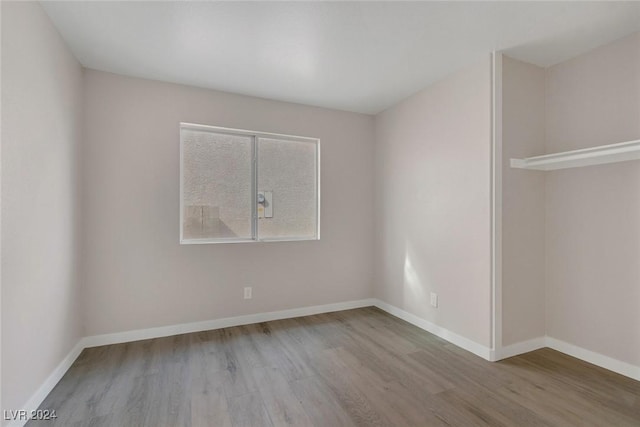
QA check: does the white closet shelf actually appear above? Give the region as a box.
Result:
[510,139,640,171]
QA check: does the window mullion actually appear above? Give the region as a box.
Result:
[252,136,258,241]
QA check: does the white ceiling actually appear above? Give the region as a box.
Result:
[42,1,640,114]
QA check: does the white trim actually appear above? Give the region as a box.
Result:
[372,299,640,379]
[315,138,321,240]
[489,335,640,381]
[179,123,185,243]
[252,135,258,240]
[510,138,640,170]
[180,122,319,144]
[490,51,503,354]
[7,341,85,427]
[179,122,321,245]
[82,299,376,348]
[373,299,493,361]
[545,336,640,382]
[255,237,320,243]
[10,299,374,427]
[494,337,546,361]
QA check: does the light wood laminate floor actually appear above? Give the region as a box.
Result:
[31,307,640,426]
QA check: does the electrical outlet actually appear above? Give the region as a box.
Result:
[244,287,252,300]
[430,292,438,308]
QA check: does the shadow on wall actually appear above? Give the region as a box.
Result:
[634,177,640,363]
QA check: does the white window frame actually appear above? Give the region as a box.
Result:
[179,122,320,244]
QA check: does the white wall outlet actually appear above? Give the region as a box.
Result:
[244,286,252,300]
[430,292,438,308]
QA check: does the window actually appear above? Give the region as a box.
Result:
[180,123,320,244]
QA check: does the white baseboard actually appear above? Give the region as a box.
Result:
[11,298,375,427]
[13,298,640,427]
[494,337,546,361]
[372,300,640,382]
[545,336,640,382]
[491,335,640,381]
[81,298,377,348]
[7,341,85,427]
[372,299,493,360]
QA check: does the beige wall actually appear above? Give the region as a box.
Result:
[1,1,84,414]
[501,56,547,346]
[545,32,640,366]
[373,58,493,347]
[82,70,375,335]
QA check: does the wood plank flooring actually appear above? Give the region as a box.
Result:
[31,307,640,426]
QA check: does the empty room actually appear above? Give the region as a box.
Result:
[2,1,640,426]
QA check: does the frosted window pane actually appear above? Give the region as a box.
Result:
[182,129,252,240]
[257,137,317,239]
